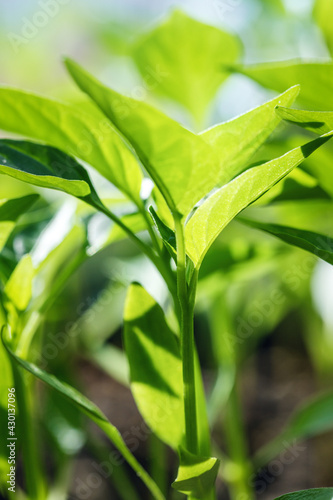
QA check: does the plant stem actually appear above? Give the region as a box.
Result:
[174,215,198,455]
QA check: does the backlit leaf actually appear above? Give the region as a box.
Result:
[124,283,184,450]
[185,132,333,267]
[132,9,241,125]
[65,59,300,217]
[276,107,333,135]
[1,327,165,500]
[237,61,333,110]
[200,85,299,185]
[314,0,333,55]
[0,88,142,202]
[240,219,333,265]
[4,255,34,311]
[65,57,213,217]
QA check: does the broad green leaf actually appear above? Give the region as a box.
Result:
[254,391,333,466]
[124,283,184,450]
[132,9,241,125]
[172,447,219,498]
[240,219,333,265]
[249,132,333,199]
[237,61,333,110]
[0,88,142,202]
[314,0,333,55]
[276,107,333,135]
[256,167,331,204]
[65,58,299,217]
[65,58,214,217]
[1,327,165,500]
[149,206,176,260]
[0,194,39,251]
[185,132,333,267]
[0,140,100,204]
[4,255,34,310]
[200,86,299,185]
[274,489,333,500]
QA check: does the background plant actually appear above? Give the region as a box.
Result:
[1,3,333,500]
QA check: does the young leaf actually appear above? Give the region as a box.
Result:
[132,9,241,125]
[236,61,333,110]
[123,283,185,450]
[274,489,333,500]
[0,88,142,202]
[276,107,333,135]
[0,140,99,203]
[4,255,34,311]
[149,206,177,260]
[200,85,300,185]
[254,391,333,466]
[65,59,300,217]
[185,132,333,267]
[1,328,165,500]
[239,219,333,265]
[172,447,220,498]
[0,194,39,251]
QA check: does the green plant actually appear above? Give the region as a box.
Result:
[1,10,333,500]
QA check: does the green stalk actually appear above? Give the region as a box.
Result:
[12,364,47,500]
[174,215,198,455]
